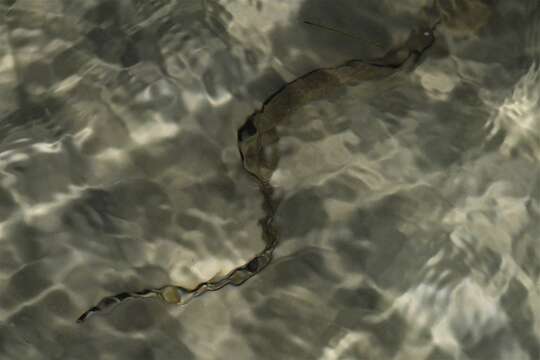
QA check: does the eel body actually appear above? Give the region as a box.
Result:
[77,20,439,324]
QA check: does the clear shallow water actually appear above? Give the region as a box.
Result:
[1,0,540,359]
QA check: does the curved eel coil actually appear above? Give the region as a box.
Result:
[77,14,440,324]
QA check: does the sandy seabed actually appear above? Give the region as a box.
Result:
[1,1,540,359]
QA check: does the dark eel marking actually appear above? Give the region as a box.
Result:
[76,18,440,324]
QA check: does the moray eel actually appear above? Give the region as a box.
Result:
[77,251,272,323]
[77,19,439,324]
[238,20,439,183]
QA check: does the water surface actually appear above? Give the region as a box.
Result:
[1,1,540,359]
